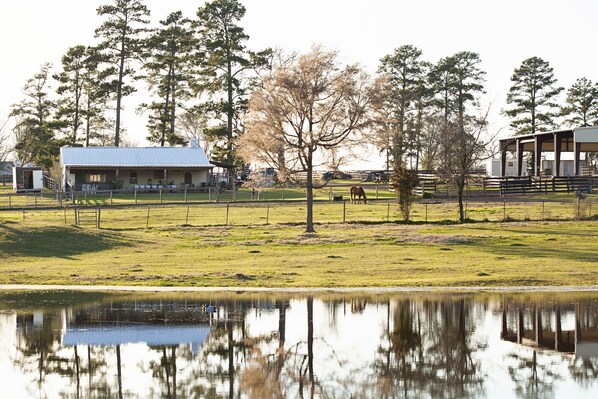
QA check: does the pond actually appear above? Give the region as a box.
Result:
[0,291,596,398]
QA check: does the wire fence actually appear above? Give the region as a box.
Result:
[1,198,595,230]
[0,185,405,210]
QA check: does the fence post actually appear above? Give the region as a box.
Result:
[185,205,190,225]
[135,190,138,205]
[110,190,113,206]
[97,207,101,229]
[542,200,545,221]
[386,201,390,222]
[160,189,163,204]
[503,200,506,222]
[590,200,592,218]
[425,203,428,222]
[146,206,150,229]
[226,203,230,225]
[74,205,78,225]
[22,208,25,221]
[85,192,88,205]
[343,200,346,223]
[281,185,285,201]
[329,187,332,201]
[185,188,188,203]
[34,193,37,208]
[376,185,379,199]
[8,195,11,209]
[208,187,211,202]
[577,197,581,220]
[64,208,67,224]
[266,203,270,225]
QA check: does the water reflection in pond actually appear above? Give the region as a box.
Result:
[0,292,596,398]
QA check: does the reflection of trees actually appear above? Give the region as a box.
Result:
[6,295,598,398]
[372,298,484,398]
[507,348,562,398]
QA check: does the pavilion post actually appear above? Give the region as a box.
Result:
[500,142,507,177]
[534,136,543,176]
[574,142,582,176]
[554,132,561,177]
[516,139,524,176]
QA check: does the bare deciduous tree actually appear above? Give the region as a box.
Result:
[438,110,495,222]
[239,46,372,232]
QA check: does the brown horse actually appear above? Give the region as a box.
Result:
[350,186,367,204]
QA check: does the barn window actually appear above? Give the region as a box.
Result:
[129,171,138,184]
[86,174,106,183]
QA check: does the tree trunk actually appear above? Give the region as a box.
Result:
[85,96,91,147]
[305,151,315,233]
[160,67,172,147]
[458,178,465,223]
[227,51,234,166]
[228,320,234,399]
[73,72,81,145]
[116,345,123,399]
[307,296,315,398]
[115,37,126,147]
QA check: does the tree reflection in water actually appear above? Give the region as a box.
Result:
[2,293,597,398]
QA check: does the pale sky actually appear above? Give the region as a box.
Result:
[1,0,597,167]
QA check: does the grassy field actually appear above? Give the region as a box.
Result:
[0,202,597,287]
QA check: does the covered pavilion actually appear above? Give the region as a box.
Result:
[498,126,598,177]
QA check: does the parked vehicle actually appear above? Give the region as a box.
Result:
[322,170,352,180]
[362,171,389,183]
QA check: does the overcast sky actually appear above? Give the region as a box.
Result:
[1,0,597,167]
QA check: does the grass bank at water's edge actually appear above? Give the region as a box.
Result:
[0,215,597,287]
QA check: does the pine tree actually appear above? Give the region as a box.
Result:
[377,45,429,167]
[141,11,196,146]
[10,63,60,168]
[54,45,87,145]
[561,77,598,128]
[505,57,563,135]
[432,51,486,223]
[195,0,271,165]
[95,0,150,146]
[81,47,114,147]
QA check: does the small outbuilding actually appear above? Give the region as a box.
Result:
[60,142,214,192]
[12,164,44,192]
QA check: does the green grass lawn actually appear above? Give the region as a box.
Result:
[0,205,596,287]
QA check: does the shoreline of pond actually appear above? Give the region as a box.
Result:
[1,284,597,293]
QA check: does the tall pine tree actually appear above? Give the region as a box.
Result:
[95,0,150,147]
[377,45,429,167]
[505,57,563,135]
[561,77,598,128]
[141,11,196,146]
[54,45,87,145]
[432,51,486,223]
[10,63,60,168]
[195,0,271,165]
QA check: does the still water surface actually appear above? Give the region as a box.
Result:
[0,291,596,398]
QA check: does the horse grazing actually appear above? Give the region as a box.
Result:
[350,186,367,204]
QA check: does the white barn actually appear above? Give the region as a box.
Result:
[60,144,214,192]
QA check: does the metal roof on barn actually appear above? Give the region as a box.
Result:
[60,146,214,168]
